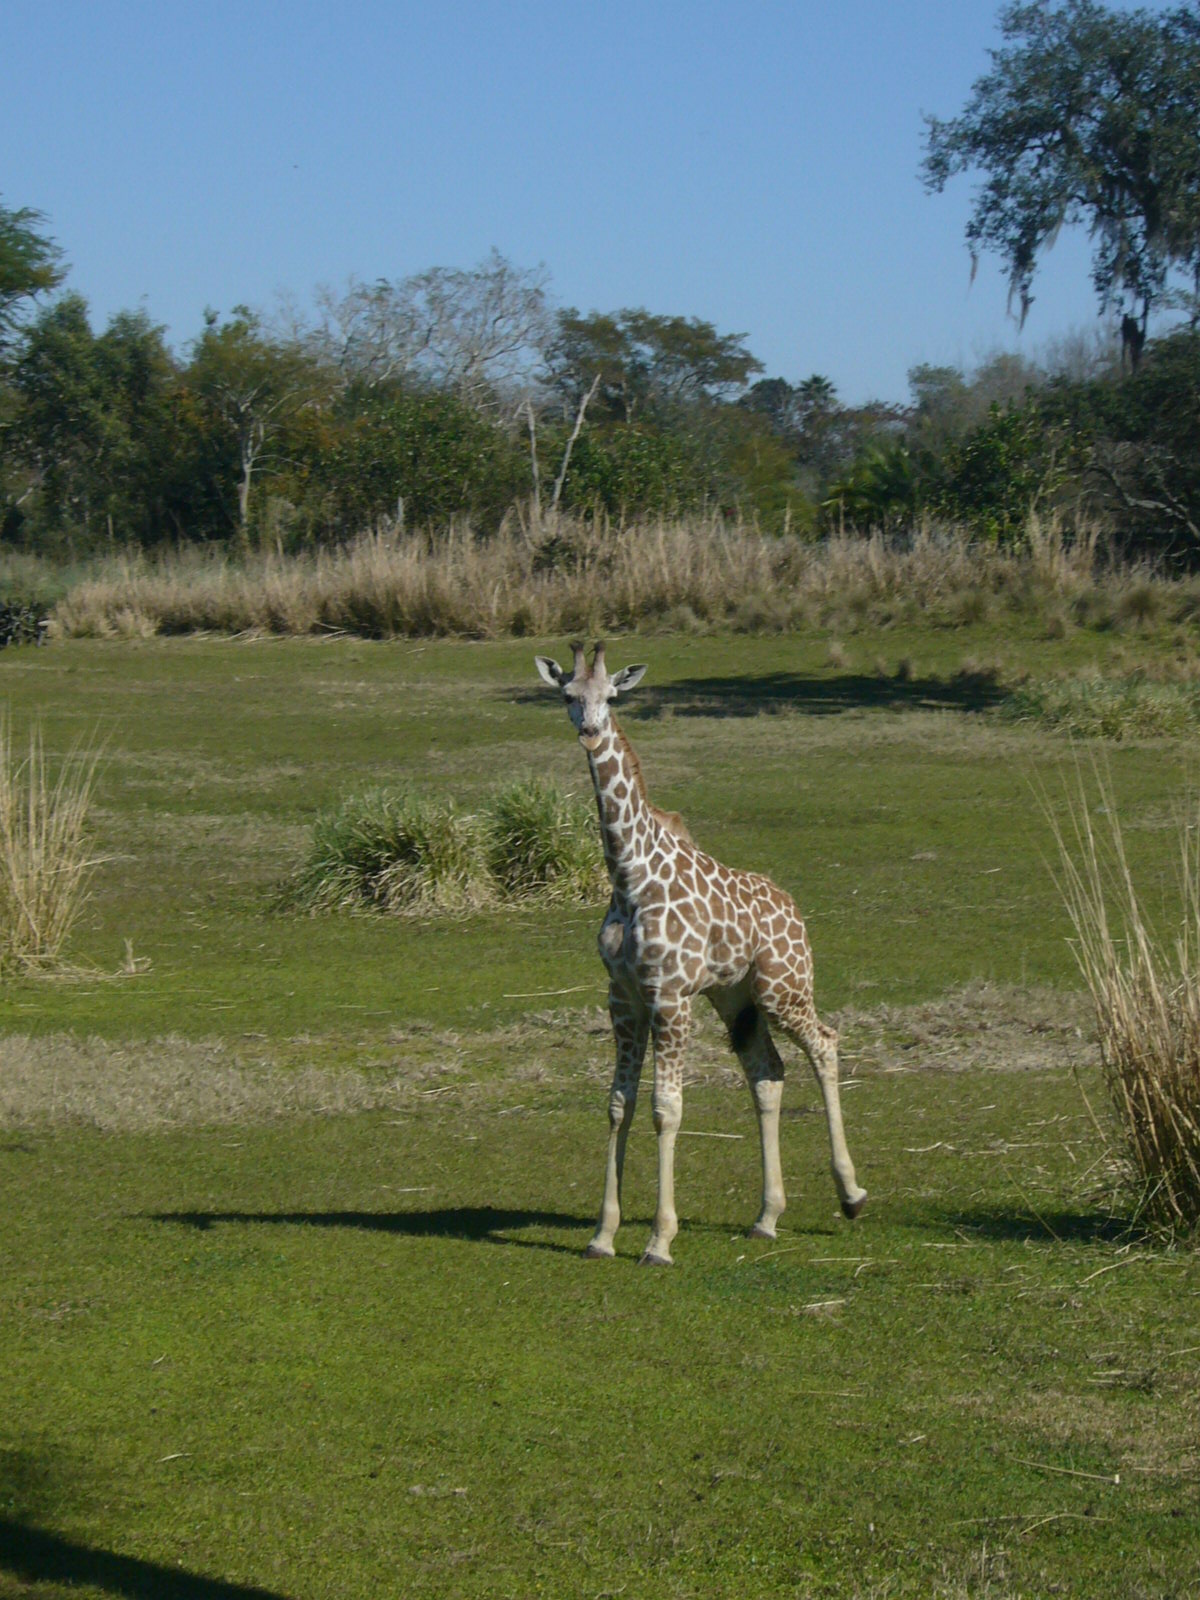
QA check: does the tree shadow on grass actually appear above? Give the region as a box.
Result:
[0,1517,291,1600]
[626,669,1007,720]
[513,667,1005,721]
[934,1206,1134,1246]
[151,1204,593,1256]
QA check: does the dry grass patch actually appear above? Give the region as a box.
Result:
[0,1034,416,1131]
[50,513,1120,641]
[0,722,102,974]
[1050,767,1200,1235]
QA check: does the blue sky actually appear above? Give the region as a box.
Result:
[4,1,1160,404]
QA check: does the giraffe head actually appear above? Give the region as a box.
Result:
[534,641,647,750]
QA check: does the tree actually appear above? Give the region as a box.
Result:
[0,201,64,352]
[4,296,179,547]
[545,308,762,423]
[922,2,1200,366]
[187,308,325,538]
[306,251,551,410]
[315,387,526,537]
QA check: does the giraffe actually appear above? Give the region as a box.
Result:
[534,641,867,1265]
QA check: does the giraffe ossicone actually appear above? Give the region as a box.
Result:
[534,641,867,1265]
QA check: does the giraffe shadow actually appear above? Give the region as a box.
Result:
[150,1204,593,1256]
[0,1517,290,1600]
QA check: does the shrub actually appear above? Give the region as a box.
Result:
[486,778,605,903]
[1049,770,1200,1235]
[290,780,604,916]
[1003,677,1200,739]
[290,788,492,915]
[0,723,101,973]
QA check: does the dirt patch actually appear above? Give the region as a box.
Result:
[0,1035,415,1132]
[0,984,1093,1132]
[836,982,1091,1077]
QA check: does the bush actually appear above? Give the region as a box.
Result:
[1003,677,1200,739]
[290,788,492,915]
[486,778,605,902]
[289,779,605,916]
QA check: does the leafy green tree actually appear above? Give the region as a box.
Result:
[923,1,1200,365]
[315,387,527,536]
[4,295,182,547]
[824,443,920,533]
[932,401,1064,541]
[740,376,803,436]
[186,308,326,540]
[1042,328,1200,549]
[0,201,64,352]
[550,422,706,521]
[546,308,762,423]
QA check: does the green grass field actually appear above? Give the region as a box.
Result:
[2,627,1199,1598]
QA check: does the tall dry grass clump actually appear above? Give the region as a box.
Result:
[1049,768,1200,1235]
[0,722,101,974]
[51,512,1116,641]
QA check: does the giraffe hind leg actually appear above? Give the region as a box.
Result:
[756,982,867,1221]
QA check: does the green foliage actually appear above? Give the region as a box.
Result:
[4,295,181,550]
[290,778,604,915]
[485,777,606,902]
[186,307,327,539]
[0,199,63,348]
[1004,676,1200,738]
[923,1,1200,355]
[290,787,493,915]
[552,422,706,519]
[1080,329,1200,551]
[823,441,917,532]
[547,306,763,424]
[930,401,1062,542]
[316,386,527,535]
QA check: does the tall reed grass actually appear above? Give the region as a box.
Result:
[0,723,101,974]
[1049,768,1200,1234]
[48,512,1135,641]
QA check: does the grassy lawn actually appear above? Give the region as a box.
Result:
[2,628,1199,1598]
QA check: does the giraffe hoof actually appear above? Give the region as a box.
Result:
[638,1251,672,1267]
[584,1242,615,1259]
[748,1224,777,1241]
[841,1192,867,1220]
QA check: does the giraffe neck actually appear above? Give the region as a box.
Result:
[585,718,662,894]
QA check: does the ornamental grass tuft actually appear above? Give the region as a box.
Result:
[1049,768,1200,1236]
[0,722,101,974]
[290,779,604,916]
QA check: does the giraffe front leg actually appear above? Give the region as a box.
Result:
[587,986,647,1259]
[747,1056,786,1241]
[641,997,691,1266]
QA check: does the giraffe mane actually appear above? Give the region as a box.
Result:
[610,715,693,844]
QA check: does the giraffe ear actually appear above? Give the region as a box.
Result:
[534,655,565,688]
[609,664,647,694]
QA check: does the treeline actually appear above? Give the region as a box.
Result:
[2,203,1199,555]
